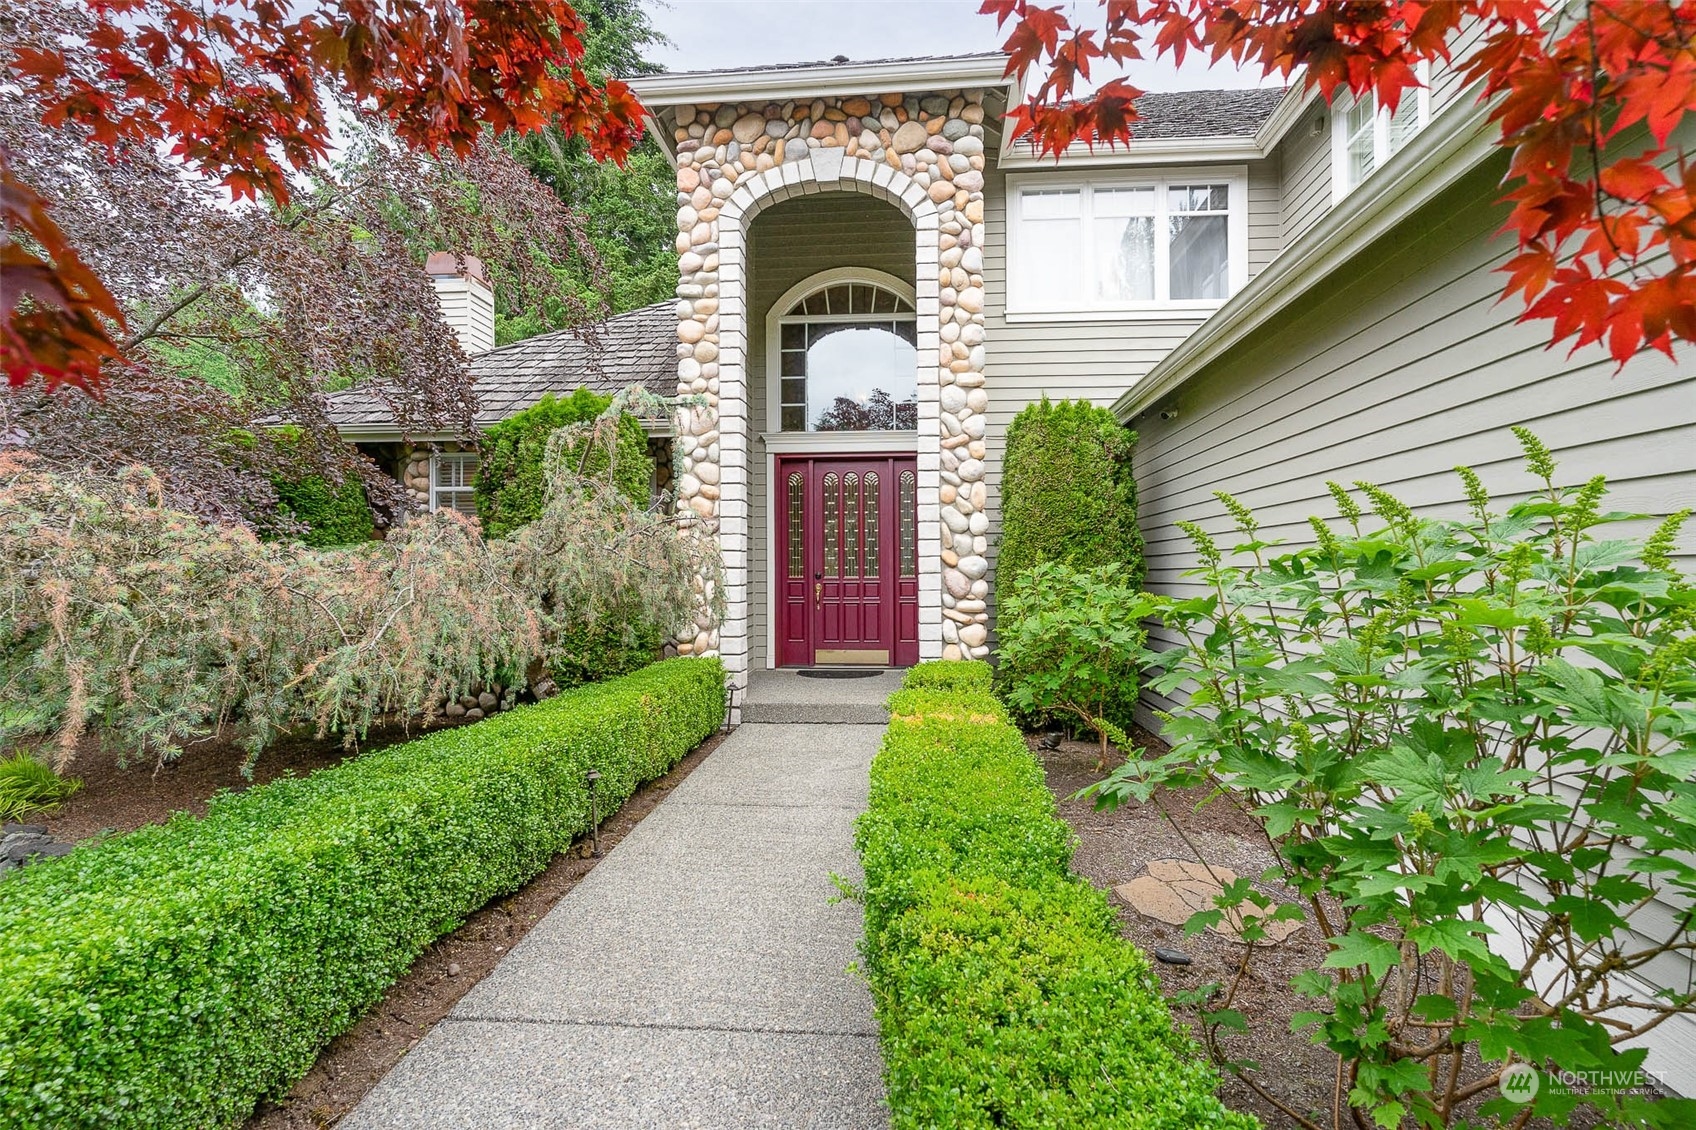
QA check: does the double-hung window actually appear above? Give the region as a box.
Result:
[431,452,479,516]
[1332,68,1431,199]
[1008,168,1247,317]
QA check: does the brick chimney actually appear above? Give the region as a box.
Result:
[425,252,495,356]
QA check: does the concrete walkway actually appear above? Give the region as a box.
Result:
[342,711,889,1129]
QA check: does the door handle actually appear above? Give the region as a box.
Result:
[814,582,822,607]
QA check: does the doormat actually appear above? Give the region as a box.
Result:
[795,668,885,679]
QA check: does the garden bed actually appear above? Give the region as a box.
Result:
[1038,729,1645,1130]
[247,727,727,1129]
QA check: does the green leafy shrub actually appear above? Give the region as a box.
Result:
[994,398,1145,727]
[0,657,725,1129]
[997,561,1153,761]
[475,389,652,538]
[856,662,1252,1130]
[269,471,374,547]
[1095,430,1696,1129]
[0,753,80,820]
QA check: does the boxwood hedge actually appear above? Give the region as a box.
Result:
[0,657,725,1129]
[857,662,1255,1129]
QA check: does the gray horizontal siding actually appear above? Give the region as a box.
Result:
[1431,14,1490,115]
[979,157,1283,623]
[1130,154,1696,1084]
[743,193,916,668]
[1278,101,1332,246]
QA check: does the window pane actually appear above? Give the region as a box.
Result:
[1386,93,1423,154]
[898,470,916,577]
[1022,188,1080,219]
[1021,217,1083,305]
[804,322,917,431]
[823,473,840,578]
[850,284,875,315]
[786,473,804,575]
[1094,186,1155,216]
[803,291,828,316]
[825,284,851,313]
[781,322,805,349]
[843,473,860,577]
[1169,184,1228,212]
[863,472,880,579]
[1096,214,1155,302]
[781,350,806,377]
[781,405,806,431]
[1345,97,1376,186]
[781,377,805,406]
[1169,214,1229,300]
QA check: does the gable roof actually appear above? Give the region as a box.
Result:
[325,301,676,434]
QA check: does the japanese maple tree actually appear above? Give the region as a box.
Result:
[0,0,644,519]
[985,0,1696,363]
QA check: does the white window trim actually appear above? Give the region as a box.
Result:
[1005,164,1249,319]
[762,267,920,437]
[429,451,479,515]
[1330,64,1433,203]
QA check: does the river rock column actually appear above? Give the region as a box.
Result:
[668,89,992,669]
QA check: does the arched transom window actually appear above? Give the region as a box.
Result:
[777,279,917,432]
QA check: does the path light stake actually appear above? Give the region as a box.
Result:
[586,768,602,857]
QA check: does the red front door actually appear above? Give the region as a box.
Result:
[777,455,918,667]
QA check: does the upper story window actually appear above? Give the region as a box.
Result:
[776,280,917,432]
[431,453,479,516]
[1332,69,1431,199]
[1008,168,1248,318]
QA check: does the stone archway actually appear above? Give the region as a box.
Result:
[668,93,992,703]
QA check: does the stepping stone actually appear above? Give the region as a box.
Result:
[1115,858,1303,944]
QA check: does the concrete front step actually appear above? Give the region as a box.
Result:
[740,669,903,725]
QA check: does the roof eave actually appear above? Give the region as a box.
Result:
[1253,81,1320,151]
[997,134,1263,169]
[1113,84,1498,422]
[630,55,1016,107]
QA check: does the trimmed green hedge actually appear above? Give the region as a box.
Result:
[857,662,1254,1129]
[0,658,725,1129]
[893,658,994,695]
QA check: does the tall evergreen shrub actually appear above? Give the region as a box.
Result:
[474,389,651,538]
[995,398,1144,730]
[996,397,1143,608]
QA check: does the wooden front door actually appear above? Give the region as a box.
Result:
[776,455,918,667]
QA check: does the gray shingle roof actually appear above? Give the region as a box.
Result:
[1125,87,1288,139]
[326,301,676,431]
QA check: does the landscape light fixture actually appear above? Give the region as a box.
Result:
[586,768,602,857]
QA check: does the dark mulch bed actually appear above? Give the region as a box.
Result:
[1038,728,1633,1130]
[1039,727,1336,1128]
[40,731,369,843]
